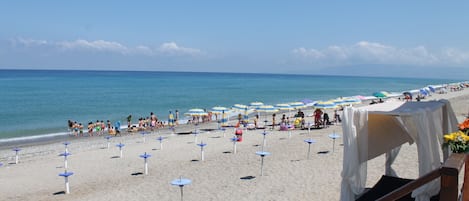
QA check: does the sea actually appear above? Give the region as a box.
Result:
[0,69,462,144]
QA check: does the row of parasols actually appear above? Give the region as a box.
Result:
[183,98,364,124]
[183,86,443,122]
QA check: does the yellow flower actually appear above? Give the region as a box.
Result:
[444,134,455,142]
[461,132,469,141]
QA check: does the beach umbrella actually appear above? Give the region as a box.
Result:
[256,105,279,126]
[314,101,337,109]
[260,130,270,151]
[256,105,279,113]
[12,147,21,164]
[275,103,293,117]
[300,99,314,105]
[211,106,230,113]
[342,98,361,105]
[185,108,207,124]
[372,91,389,98]
[140,131,150,143]
[249,102,264,109]
[156,136,165,150]
[428,86,436,93]
[63,142,70,153]
[221,111,228,127]
[232,104,249,122]
[232,104,248,111]
[59,170,74,194]
[255,151,271,176]
[116,142,125,158]
[289,102,306,109]
[171,176,192,201]
[328,132,341,153]
[304,139,317,160]
[231,136,239,154]
[191,124,201,144]
[196,141,207,161]
[356,95,377,101]
[168,111,175,127]
[243,107,251,122]
[104,136,112,149]
[139,152,152,175]
[332,99,347,106]
[419,88,429,96]
[184,108,208,117]
[403,91,413,99]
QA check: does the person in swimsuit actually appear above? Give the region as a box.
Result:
[88,122,94,136]
[79,123,84,137]
[72,121,79,136]
[95,120,102,135]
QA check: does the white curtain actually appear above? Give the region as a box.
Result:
[385,146,401,177]
[410,100,458,200]
[340,107,368,201]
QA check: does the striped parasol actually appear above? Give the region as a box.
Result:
[232,104,249,111]
[276,103,294,117]
[256,105,279,113]
[211,106,230,114]
[249,102,264,109]
[313,101,337,109]
[184,108,208,116]
[289,102,306,109]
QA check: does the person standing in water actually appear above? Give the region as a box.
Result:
[127,114,132,128]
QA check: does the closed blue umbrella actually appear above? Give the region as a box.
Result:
[419,89,428,96]
[428,86,436,93]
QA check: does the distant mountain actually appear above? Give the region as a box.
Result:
[313,64,468,79]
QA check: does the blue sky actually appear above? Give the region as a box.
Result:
[1,1,469,78]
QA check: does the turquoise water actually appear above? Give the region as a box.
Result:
[0,69,461,140]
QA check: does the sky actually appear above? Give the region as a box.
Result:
[1,1,469,79]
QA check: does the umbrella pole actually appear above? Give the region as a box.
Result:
[262,134,266,151]
[180,185,184,201]
[260,156,265,176]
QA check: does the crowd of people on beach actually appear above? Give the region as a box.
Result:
[68,110,184,137]
[68,119,119,137]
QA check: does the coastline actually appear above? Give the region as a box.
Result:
[0,88,468,200]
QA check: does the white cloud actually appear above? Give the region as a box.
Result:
[292,41,469,66]
[11,37,48,47]
[8,38,204,57]
[158,42,203,56]
[292,47,324,59]
[57,39,129,54]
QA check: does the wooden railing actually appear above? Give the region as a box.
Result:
[376,153,467,201]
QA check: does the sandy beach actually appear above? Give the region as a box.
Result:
[1,89,468,201]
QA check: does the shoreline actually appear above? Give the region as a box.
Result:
[0,81,462,146]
